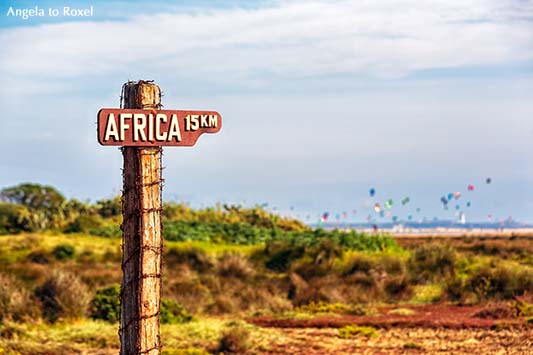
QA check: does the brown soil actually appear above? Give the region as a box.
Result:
[251,304,530,329]
[248,303,532,354]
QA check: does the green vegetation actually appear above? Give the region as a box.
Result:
[338,325,378,338]
[89,284,121,322]
[403,341,424,350]
[215,322,251,354]
[1,182,532,354]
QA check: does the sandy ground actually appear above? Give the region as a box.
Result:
[257,327,533,355]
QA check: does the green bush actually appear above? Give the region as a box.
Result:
[343,254,377,276]
[0,183,66,230]
[446,264,533,303]
[408,244,456,283]
[96,196,122,218]
[88,286,190,324]
[264,242,305,272]
[338,325,378,338]
[0,203,35,234]
[164,220,398,251]
[89,284,121,323]
[64,214,103,233]
[52,244,75,260]
[160,299,193,324]
[89,224,122,238]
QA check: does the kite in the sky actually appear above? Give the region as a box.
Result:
[369,188,376,197]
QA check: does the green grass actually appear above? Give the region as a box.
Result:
[410,284,443,304]
[0,233,262,265]
[0,318,274,355]
[0,320,117,355]
[338,325,379,339]
[388,308,416,316]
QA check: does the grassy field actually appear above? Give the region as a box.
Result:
[0,231,532,354]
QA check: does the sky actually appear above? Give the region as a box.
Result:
[0,0,532,223]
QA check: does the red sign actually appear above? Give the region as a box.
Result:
[97,109,222,146]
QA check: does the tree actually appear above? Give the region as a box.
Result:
[96,196,122,218]
[0,183,66,229]
[0,203,35,234]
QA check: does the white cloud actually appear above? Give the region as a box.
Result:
[0,0,531,82]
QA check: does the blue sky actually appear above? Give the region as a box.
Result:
[1,0,532,223]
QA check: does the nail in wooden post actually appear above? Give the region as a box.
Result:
[120,80,162,355]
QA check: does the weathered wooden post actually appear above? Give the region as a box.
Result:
[97,80,222,355]
[120,81,163,355]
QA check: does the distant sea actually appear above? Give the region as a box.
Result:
[310,220,533,231]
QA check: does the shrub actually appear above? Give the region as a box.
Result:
[96,196,122,218]
[515,300,533,317]
[383,276,413,302]
[408,244,456,283]
[217,253,255,279]
[26,250,51,264]
[164,220,398,251]
[161,299,193,324]
[0,273,37,322]
[297,301,366,315]
[89,224,121,238]
[338,325,378,339]
[0,203,35,234]
[165,246,214,272]
[343,254,377,276]
[0,183,66,230]
[64,214,104,233]
[216,323,250,354]
[90,284,121,322]
[445,265,533,303]
[208,294,238,315]
[263,242,305,272]
[468,265,532,301]
[381,255,406,275]
[292,256,331,280]
[35,271,91,322]
[52,244,75,260]
[473,304,516,319]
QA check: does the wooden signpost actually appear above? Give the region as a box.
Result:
[97,80,221,355]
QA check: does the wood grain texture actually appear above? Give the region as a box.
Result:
[121,81,162,355]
